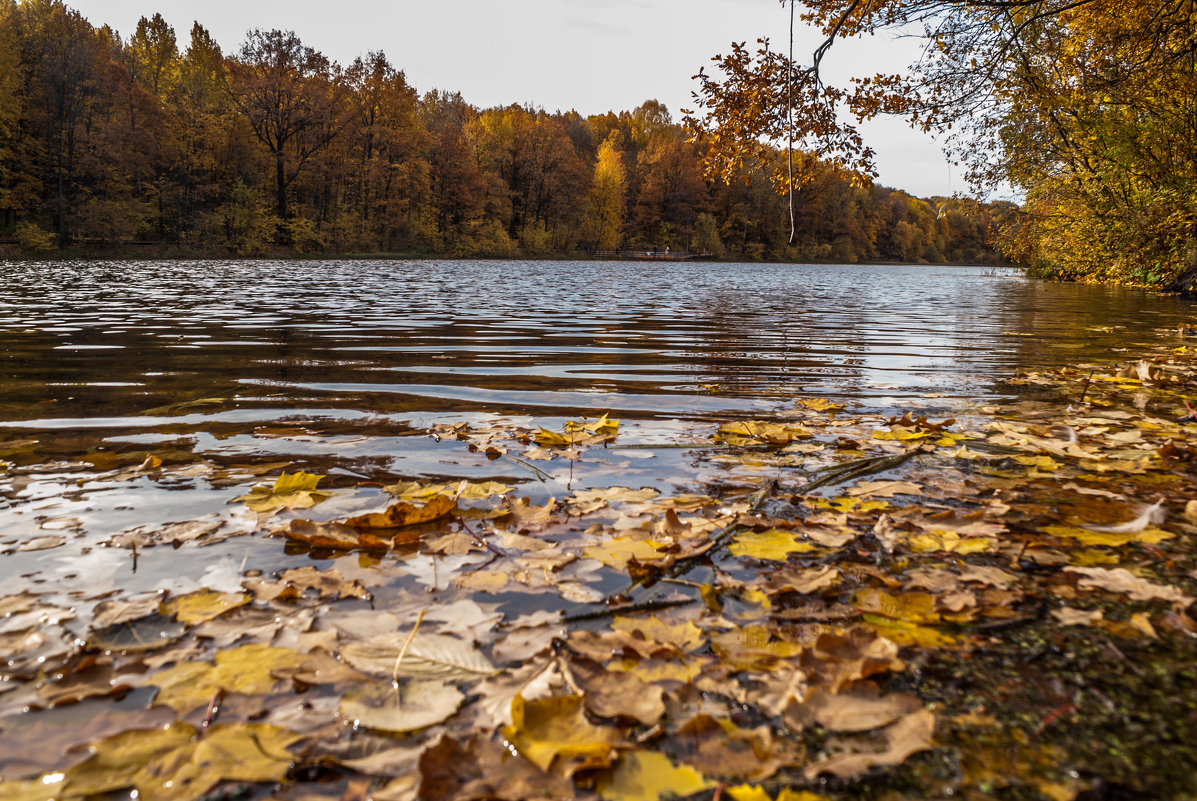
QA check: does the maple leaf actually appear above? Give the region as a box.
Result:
[233,470,331,514]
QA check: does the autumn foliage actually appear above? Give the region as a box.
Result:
[688,0,1197,288]
[0,0,1006,264]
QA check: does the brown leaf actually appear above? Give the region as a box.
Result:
[285,519,396,551]
[346,494,457,529]
[671,715,796,780]
[418,734,575,801]
[564,654,666,726]
[804,709,935,779]
[784,686,923,733]
[1064,566,1193,604]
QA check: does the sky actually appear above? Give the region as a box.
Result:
[64,0,962,198]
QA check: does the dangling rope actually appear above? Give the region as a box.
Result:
[787,0,796,245]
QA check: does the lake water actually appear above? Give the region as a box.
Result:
[0,259,1191,593]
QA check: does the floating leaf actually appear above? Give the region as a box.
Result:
[386,480,513,501]
[161,589,250,625]
[339,680,465,732]
[341,632,498,680]
[1042,523,1173,548]
[1064,566,1192,604]
[784,687,924,733]
[148,644,306,713]
[583,537,667,569]
[346,494,457,529]
[804,710,935,779]
[716,420,811,446]
[597,750,713,801]
[729,529,815,561]
[234,470,331,514]
[502,694,620,775]
[611,615,705,652]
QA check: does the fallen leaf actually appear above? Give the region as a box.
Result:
[418,734,575,801]
[1064,566,1193,604]
[846,480,924,498]
[234,470,331,514]
[565,654,666,725]
[341,632,498,680]
[502,694,620,775]
[339,680,465,732]
[729,529,816,561]
[803,709,935,779]
[784,687,923,733]
[161,589,250,625]
[346,494,457,529]
[597,750,713,801]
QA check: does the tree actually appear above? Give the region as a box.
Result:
[587,136,626,250]
[128,13,177,100]
[689,0,1197,285]
[226,29,346,221]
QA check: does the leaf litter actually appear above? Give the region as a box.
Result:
[1,341,1197,801]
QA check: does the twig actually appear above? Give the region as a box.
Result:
[562,597,695,623]
[456,516,507,558]
[391,609,426,689]
[1078,370,1095,404]
[795,449,916,494]
[200,688,225,734]
[501,454,553,482]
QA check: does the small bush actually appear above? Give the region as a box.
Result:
[15,222,56,254]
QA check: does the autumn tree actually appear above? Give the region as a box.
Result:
[0,0,22,229]
[587,136,626,250]
[128,13,177,100]
[226,29,346,222]
[690,0,1197,285]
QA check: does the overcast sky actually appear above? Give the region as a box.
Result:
[65,0,961,198]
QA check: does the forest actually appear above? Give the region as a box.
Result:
[0,0,1008,263]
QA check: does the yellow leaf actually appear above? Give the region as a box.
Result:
[611,615,705,652]
[1012,455,1062,471]
[148,644,306,713]
[583,537,666,569]
[162,589,250,625]
[132,724,300,801]
[872,427,930,442]
[729,528,815,561]
[853,589,942,624]
[1042,524,1174,547]
[716,420,811,447]
[346,494,457,529]
[798,398,844,413]
[810,496,889,514]
[598,750,713,801]
[907,530,992,554]
[502,694,619,774]
[234,470,331,514]
[387,480,513,501]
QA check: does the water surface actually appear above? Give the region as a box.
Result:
[0,259,1190,588]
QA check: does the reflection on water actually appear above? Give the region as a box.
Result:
[2,260,1188,419]
[0,259,1190,550]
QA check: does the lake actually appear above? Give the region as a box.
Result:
[0,259,1190,594]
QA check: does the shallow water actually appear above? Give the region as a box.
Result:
[0,259,1191,591]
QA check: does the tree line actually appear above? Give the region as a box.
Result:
[0,0,1009,263]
